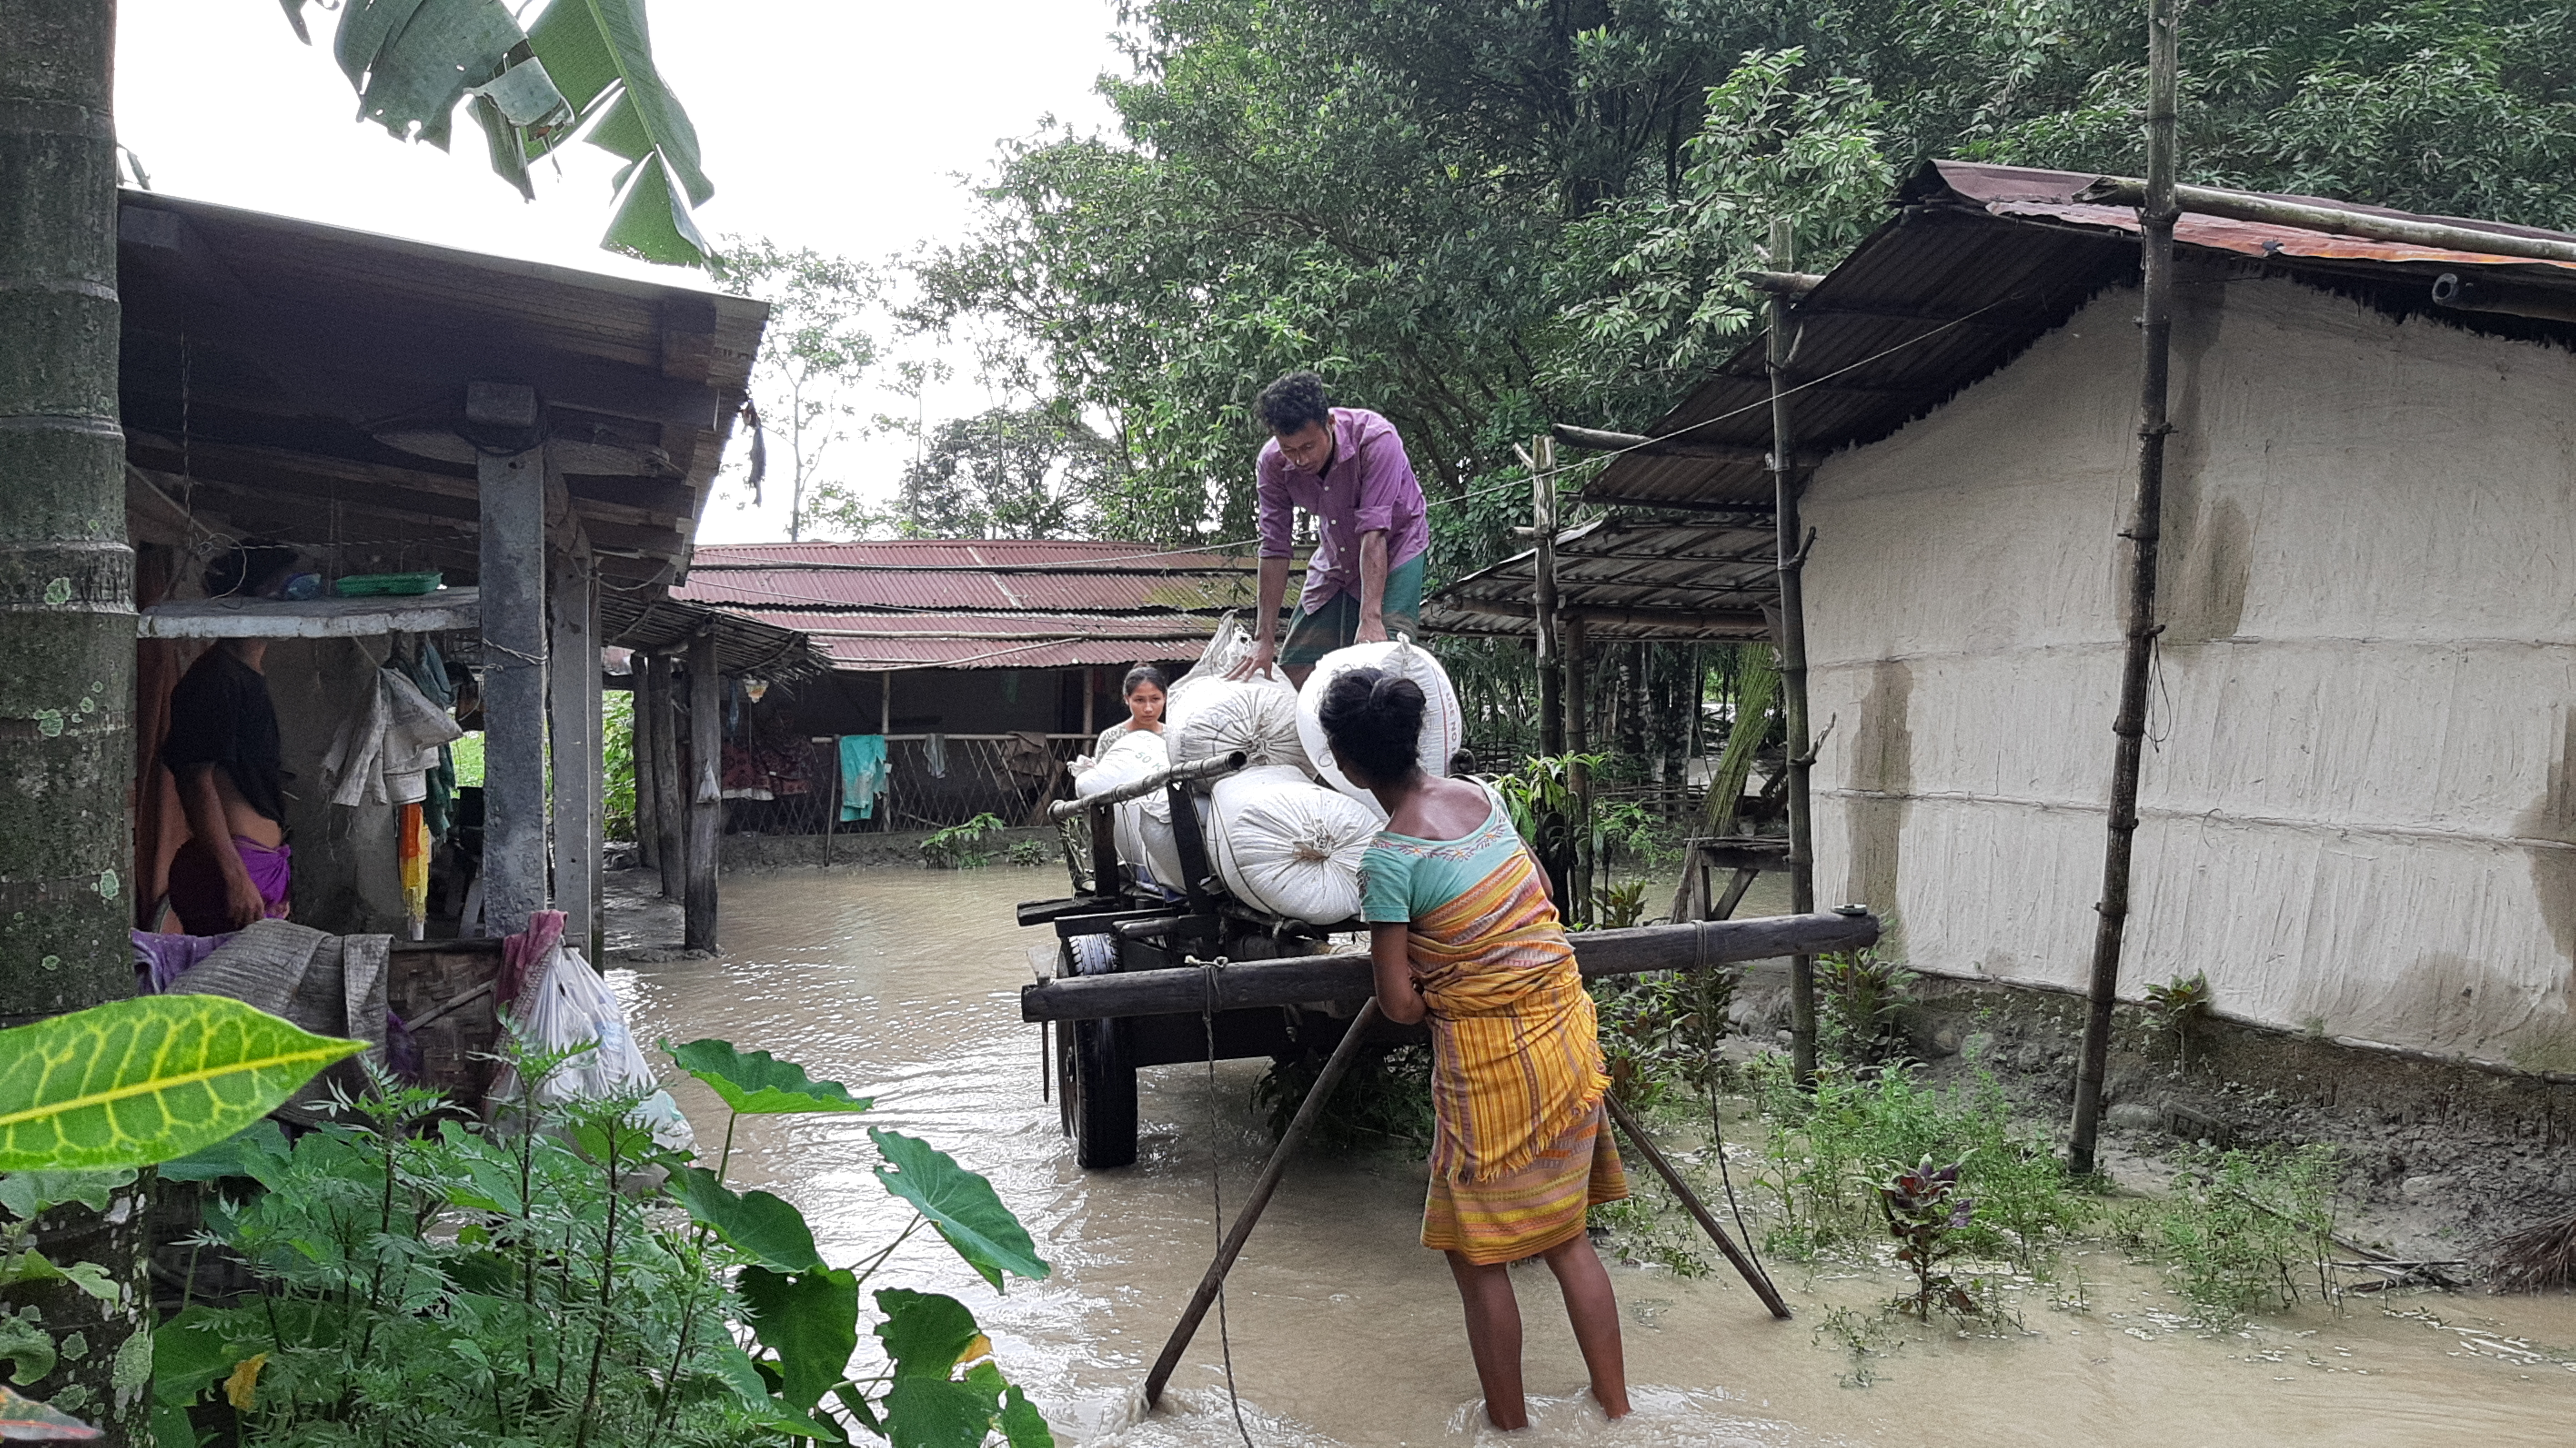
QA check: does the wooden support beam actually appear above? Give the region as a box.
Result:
[1565,613,1593,925]
[586,563,606,957]
[1740,269,1825,296]
[478,434,549,936]
[684,628,721,951]
[1022,912,1881,1022]
[1550,423,1783,467]
[1575,493,1779,516]
[548,532,599,960]
[634,654,660,873]
[2079,176,2576,268]
[649,654,685,901]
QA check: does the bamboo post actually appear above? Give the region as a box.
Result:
[1766,218,1820,1086]
[684,629,721,952]
[1603,1096,1790,1319]
[1144,1000,1384,1407]
[879,670,895,832]
[2070,0,2179,1179]
[1565,612,1593,927]
[1527,435,1573,909]
[634,660,659,873]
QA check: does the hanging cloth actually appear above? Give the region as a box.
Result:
[924,732,949,779]
[397,638,458,840]
[838,735,889,822]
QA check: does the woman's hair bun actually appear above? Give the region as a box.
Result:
[1317,666,1425,782]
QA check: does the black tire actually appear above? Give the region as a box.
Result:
[1060,933,1137,1168]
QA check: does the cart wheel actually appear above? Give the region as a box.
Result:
[1062,934,1138,1168]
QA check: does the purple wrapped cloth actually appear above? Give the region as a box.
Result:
[132,929,234,994]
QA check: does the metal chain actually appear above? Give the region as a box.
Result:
[1200,958,1257,1448]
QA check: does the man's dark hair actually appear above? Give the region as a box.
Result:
[203,540,301,599]
[1317,666,1426,784]
[1255,371,1332,436]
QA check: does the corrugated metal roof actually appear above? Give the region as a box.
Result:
[1425,518,1776,642]
[678,539,1265,615]
[723,609,1215,672]
[1578,160,2576,512]
[598,594,830,680]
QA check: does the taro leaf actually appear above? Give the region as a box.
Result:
[675,1167,823,1271]
[0,996,365,1173]
[881,1372,1001,1448]
[707,1344,837,1440]
[663,1040,871,1116]
[869,1129,1048,1291]
[0,1383,101,1441]
[871,1290,979,1378]
[739,1265,859,1414]
[153,1309,238,1408]
[159,1119,292,1189]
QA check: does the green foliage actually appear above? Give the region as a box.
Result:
[146,1039,1053,1447]
[280,0,717,265]
[920,814,1006,870]
[1701,646,1780,835]
[1591,967,1738,1106]
[1754,1056,2087,1270]
[712,238,881,538]
[665,1039,874,1116]
[601,691,636,843]
[1816,949,1920,1064]
[890,405,1115,541]
[1878,1156,1976,1317]
[1593,880,1651,930]
[870,1129,1052,1292]
[1006,840,1050,869]
[449,732,486,789]
[2146,970,2214,1066]
[0,995,364,1172]
[2113,1143,2345,1323]
[1252,1043,1437,1151]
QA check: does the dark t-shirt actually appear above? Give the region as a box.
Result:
[164,648,288,827]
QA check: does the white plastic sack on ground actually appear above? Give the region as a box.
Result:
[500,944,696,1154]
[1167,674,1312,777]
[1294,638,1465,804]
[1208,765,1381,924]
[1138,787,1219,895]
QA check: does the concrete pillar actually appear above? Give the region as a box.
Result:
[548,538,598,957]
[477,433,548,937]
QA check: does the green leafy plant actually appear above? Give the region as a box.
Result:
[2145,971,2214,1069]
[1879,1156,1975,1318]
[1252,1044,1436,1152]
[2114,1144,2344,1324]
[1816,948,1918,1065]
[921,814,1006,870]
[602,691,637,842]
[143,1037,1053,1447]
[1006,839,1050,868]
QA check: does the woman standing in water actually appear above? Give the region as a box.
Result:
[1318,668,1631,1428]
[1095,663,1170,754]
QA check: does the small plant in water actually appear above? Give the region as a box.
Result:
[1006,838,1050,868]
[921,812,1006,869]
[1880,1156,1976,1317]
[1817,949,1917,1063]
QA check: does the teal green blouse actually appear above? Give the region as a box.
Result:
[1360,787,1524,925]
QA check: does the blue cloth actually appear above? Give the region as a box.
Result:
[839,735,889,822]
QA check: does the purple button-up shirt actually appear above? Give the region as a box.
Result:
[1255,407,1431,614]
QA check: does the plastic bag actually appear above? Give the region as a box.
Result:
[498,942,695,1154]
[1295,638,1464,804]
[1208,765,1380,924]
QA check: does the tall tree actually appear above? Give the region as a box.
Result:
[713,238,880,540]
[895,404,1111,539]
[1,4,714,1436]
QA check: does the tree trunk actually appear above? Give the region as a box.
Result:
[0,0,154,1437]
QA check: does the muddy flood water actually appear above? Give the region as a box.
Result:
[608,867,2576,1447]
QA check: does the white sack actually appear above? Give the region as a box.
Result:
[1167,675,1312,777]
[1074,725,1167,796]
[1169,613,1256,703]
[1294,639,1465,804]
[1208,765,1380,924]
[1137,788,1218,895]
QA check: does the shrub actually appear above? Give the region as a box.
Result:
[2114,1143,2343,1322]
[921,813,1005,869]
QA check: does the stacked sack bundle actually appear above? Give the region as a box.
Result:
[1081,619,1466,925]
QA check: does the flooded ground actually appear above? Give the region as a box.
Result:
[607,866,2576,1446]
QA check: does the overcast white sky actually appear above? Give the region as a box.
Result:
[113,0,1128,543]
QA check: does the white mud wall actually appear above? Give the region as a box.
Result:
[1803,272,2576,1073]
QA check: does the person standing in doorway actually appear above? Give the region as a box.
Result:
[1230,371,1432,687]
[163,544,299,934]
[1320,666,1631,1430]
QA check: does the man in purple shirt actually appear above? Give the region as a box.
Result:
[1231,371,1432,685]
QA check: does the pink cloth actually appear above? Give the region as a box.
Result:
[498,909,567,1009]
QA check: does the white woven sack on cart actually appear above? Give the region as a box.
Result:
[1208,765,1379,924]
[1294,638,1464,804]
[1137,787,1218,895]
[1074,724,1166,795]
[1166,674,1311,778]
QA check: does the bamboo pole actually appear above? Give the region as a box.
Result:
[1565,613,1593,927]
[2070,0,2179,1179]
[1766,218,1821,1086]
[1602,1096,1790,1319]
[1144,999,1385,1407]
[1530,436,1565,759]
